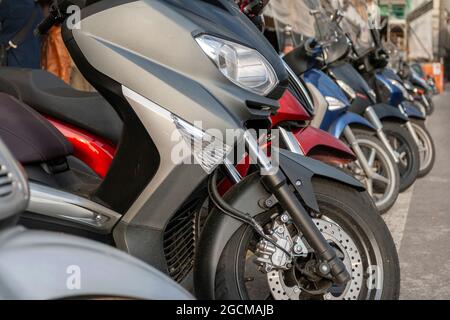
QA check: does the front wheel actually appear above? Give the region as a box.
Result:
[348,132,400,214]
[411,119,435,177]
[214,178,400,300]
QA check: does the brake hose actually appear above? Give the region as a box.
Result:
[207,170,292,258]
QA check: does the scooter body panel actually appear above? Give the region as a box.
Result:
[375,71,404,107]
[47,117,116,178]
[303,69,375,138]
[0,227,193,300]
[410,69,430,91]
[372,103,409,123]
[328,62,376,104]
[293,127,356,163]
[303,69,350,131]
[272,90,311,125]
[328,112,376,138]
[402,101,426,120]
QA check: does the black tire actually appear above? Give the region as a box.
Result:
[382,121,420,192]
[351,132,400,214]
[411,119,436,177]
[215,178,400,300]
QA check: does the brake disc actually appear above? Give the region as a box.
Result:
[267,218,364,300]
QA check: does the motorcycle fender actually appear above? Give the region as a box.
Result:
[329,112,376,138]
[0,227,193,300]
[294,127,356,163]
[402,101,426,120]
[194,151,364,299]
[373,103,409,123]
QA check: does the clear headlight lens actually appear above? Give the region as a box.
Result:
[336,80,356,100]
[172,115,231,174]
[196,34,279,96]
[325,96,347,111]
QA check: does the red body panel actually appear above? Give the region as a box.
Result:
[271,90,311,125]
[46,117,116,178]
[293,127,355,164]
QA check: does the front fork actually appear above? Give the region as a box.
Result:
[405,121,421,146]
[343,126,377,185]
[364,106,400,163]
[421,94,431,110]
[223,132,351,285]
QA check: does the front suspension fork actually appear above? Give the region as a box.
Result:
[365,107,400,163]
[405,121,421,146]
[240,132,351,285]
[343,126,377,182]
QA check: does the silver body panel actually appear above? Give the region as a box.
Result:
[28,183,121,233]
[72,1,243,136]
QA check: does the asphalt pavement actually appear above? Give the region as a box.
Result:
[384,86,450,300]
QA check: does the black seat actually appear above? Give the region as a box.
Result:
[0,68,123,144]
[0,93,73,164]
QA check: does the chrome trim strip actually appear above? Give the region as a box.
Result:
[28,183,121,232]
[279,127,304,155]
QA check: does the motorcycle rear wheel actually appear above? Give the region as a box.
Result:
[214,178,400,300]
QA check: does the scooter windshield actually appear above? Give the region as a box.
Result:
[327,0,377,57]
[267,0,348,63]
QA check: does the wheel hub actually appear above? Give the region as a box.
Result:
[266,218,364,300]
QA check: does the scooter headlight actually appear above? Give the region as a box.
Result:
[325,96,347,111]
[172,115,232,174]
[196,35,279,96]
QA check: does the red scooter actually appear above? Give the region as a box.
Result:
[0,67,355,180]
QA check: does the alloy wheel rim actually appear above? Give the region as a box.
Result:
[239,210,384,300]
[351,139,396,209]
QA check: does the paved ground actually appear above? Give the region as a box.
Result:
[383,86,450,300]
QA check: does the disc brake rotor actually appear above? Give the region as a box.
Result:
[267,218,364,300]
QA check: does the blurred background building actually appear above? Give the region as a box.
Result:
[379,0,449,80]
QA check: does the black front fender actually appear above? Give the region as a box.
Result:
[373,103,409,123]
[194,151,364,299]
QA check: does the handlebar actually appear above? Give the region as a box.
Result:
[34,0,89,36]
[34,13,59,36]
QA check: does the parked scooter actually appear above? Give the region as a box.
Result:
[0,0,400,300]
[310,1,421,192]
[331,4,436,178]
[0,137,192,300]
[269,0,419,193]
[269,1,401,212]
[397,60,435,115]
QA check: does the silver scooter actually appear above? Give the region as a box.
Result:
[0,138,192,300]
